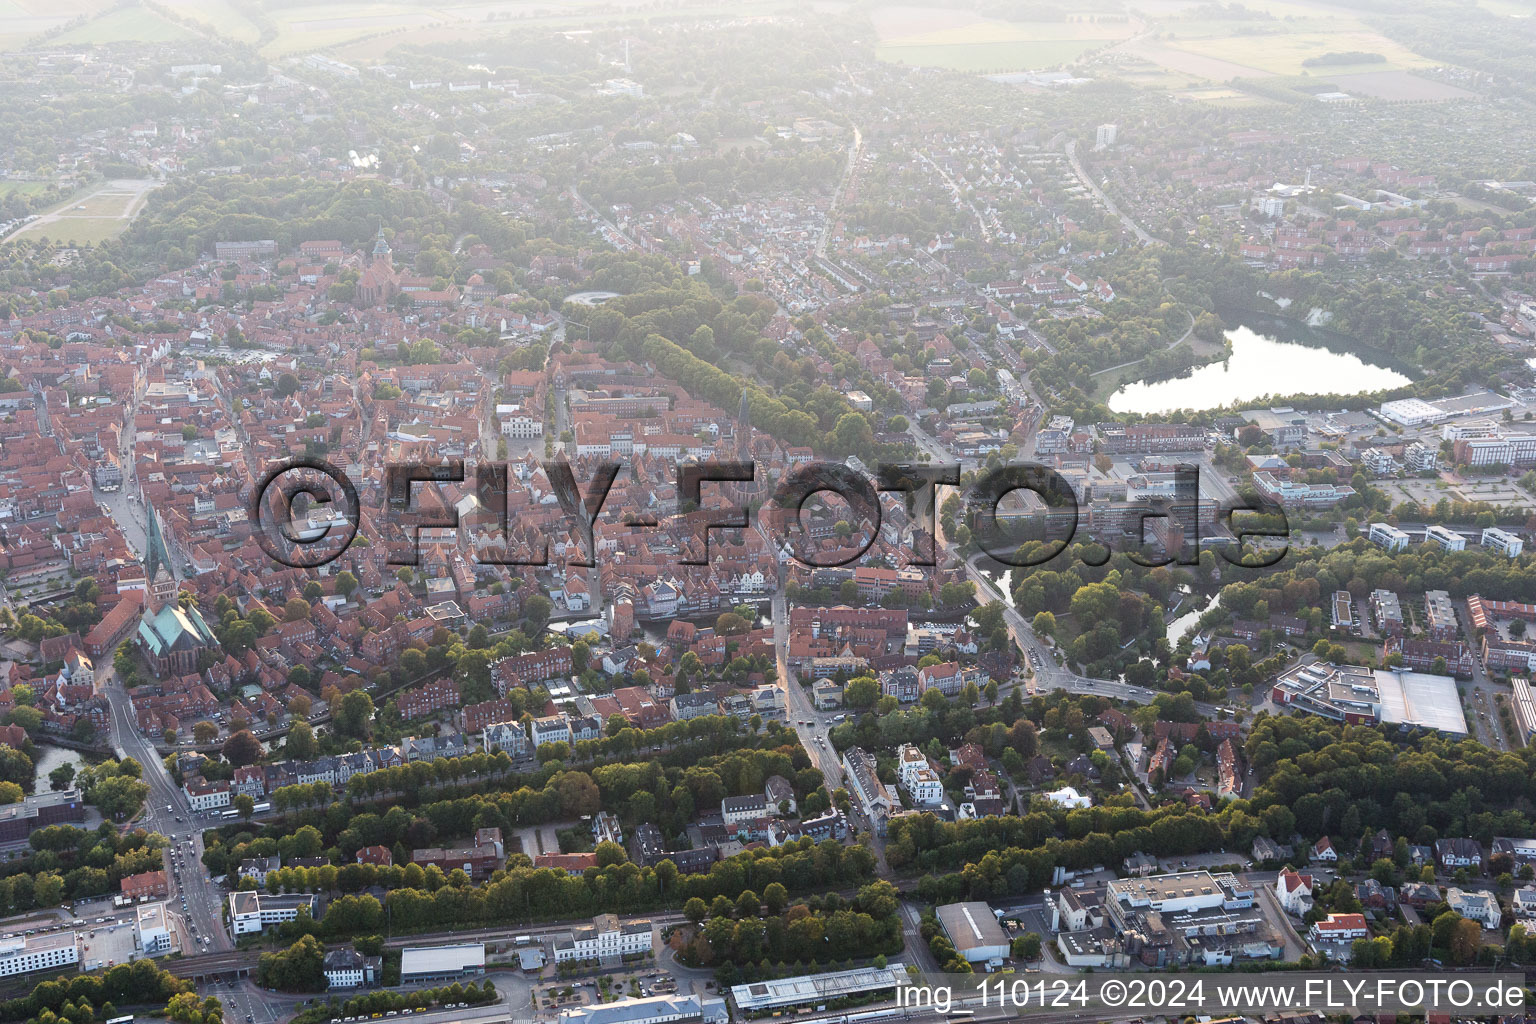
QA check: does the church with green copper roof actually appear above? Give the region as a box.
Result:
[136,502,217,677]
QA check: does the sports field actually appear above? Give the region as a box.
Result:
[4,179,161,247]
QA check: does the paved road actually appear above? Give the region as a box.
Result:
[918,149,992,244]
[816,123,861,259]
[1454,600,1516,750]
[962,556,1224,718]
[768,579,896,868]
[1064,139,1161,247]
[771,583,846,794]
[106,676,232,954]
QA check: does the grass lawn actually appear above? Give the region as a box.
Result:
[47,4,193,44]
[1338,640,1382,665]
[69,191,134,217]
[0,181,45,199]
[10,216,130,245]
[5,180,155,246]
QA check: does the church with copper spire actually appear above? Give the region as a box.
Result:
[136,502,216,677]
[727,389,773,506]
[356,222,402,306]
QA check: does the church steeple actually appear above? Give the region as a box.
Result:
[143,501,176,610]
[372,222,392,264]
[736,390,752,460]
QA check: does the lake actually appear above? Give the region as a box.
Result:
[32,743,87,791]
[1108,322,1412,415]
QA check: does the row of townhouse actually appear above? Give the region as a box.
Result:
[229,745,410,798]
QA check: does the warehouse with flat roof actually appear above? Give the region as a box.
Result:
[730,965,909,1011]
[559,994,728,1024]
[1376,669,1467,736]
[935,901,1010,964]
[400,943,485,984]
[1512,678,1536,741]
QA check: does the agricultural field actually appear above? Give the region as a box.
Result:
[155,0,262,44]
[1119,38,1273,80]
[47,4,193,44]
[3,179,161,247]
[262,2,448,56]
[0,0,112,48]
[268,0,785,58]
[1167,29,1432,77]
[878,38,1105,72]
[1475,0,1536,16]
[1328,70,1476,101]
[872,5,1137,72]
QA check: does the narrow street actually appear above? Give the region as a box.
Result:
[816,122,861,260]
[1064,138,1162,247]
[769,579,891,873]
[107,675,233,953]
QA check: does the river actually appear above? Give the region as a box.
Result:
[1166,590,1221,646]
[1109,320,1411,415]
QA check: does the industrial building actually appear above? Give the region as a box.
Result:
[935,901,1010,966]
[1105,871,1278,967]
[1511,678,1536,741]
[1271,662,1466,734]
[399,943,486,984]
[558,995,728,1024]
[0,789,85,843]
[730,966,910,1013]
[1379,398,1446,426]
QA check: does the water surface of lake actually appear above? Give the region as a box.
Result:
[1109,324,1411,415]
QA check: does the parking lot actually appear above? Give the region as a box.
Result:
[77,917,143,971]
[538,971,677,1013]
